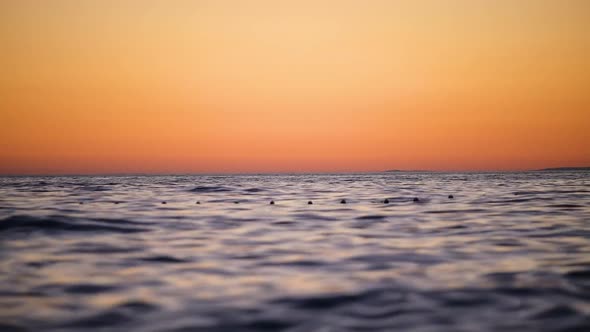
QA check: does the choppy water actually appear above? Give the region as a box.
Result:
[1,172,589,332]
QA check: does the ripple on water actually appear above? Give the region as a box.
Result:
[356,214,388,220]
[0,172,589,332]
[243,188,264,193]
[0,215,149,234]
[139,255,189,264]
[63,284,119,295]
[0,323,28,332]
[188,186,231,193]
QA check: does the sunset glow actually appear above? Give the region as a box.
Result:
[2,0,589,174]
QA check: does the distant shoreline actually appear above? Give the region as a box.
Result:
[535,167,590,171]
[385,167,590,173]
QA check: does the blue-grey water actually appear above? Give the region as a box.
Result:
[1,172,589,332]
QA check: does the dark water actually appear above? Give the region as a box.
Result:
[1,172,589,332]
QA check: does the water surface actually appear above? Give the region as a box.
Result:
[1,172,589,331]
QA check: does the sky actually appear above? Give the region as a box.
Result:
[1,0,589,174]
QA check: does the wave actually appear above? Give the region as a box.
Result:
[0,215,148,234]
[75,186,111,192]
[244,188,264,193]
[139,255,188,263]
[189,186,232,193]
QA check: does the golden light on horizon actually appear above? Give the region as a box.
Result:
[1,0,589,174]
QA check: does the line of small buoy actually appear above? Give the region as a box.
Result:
[84,196,456,205]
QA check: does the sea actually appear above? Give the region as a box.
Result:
[0,171,589,331]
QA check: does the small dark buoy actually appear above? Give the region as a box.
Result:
[79,201,84,205]
[413,197,420,202]
[162,201,167,204]
[383,199,390,204]
[234,201,239,204]
[196,201,200,204]
[114,201,120,204]
[270,200,275,205]
[448,195,454,199]
[308,201,313,205]
[514,192,518,195]
[340,199,346,204]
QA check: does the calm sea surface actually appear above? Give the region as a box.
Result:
[0,172,589,331]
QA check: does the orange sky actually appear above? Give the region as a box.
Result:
[1,0,589,174]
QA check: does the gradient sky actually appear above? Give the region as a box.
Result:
[1,0,589,174]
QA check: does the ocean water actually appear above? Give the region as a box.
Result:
[0,172,589,332]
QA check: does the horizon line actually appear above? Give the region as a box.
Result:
[1,166,588,177]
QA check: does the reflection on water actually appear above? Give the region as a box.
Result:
[0,172,589,331]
